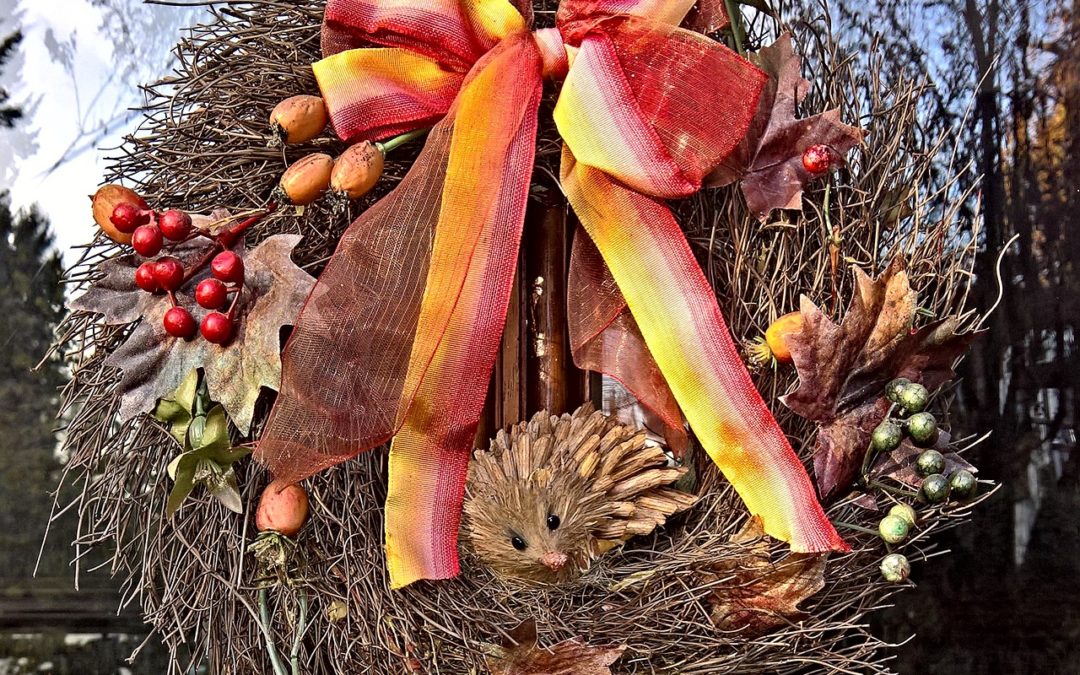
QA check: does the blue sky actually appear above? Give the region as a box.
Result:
[0,0,203,263]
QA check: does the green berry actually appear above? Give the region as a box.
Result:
[897,383,930,414]
[919,473,950,504]
[907,412,940,447]
[886,378,911,403]
[878,514,910,544]
[871,420,904,453]
[888,503,918,527]
[915,449,946,477]
[949,469,978,500]
[880,553,911,582]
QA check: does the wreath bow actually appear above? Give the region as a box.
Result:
[257,0,847,589]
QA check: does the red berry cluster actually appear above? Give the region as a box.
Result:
[111,202,247,346]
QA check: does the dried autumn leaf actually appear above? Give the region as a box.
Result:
[702,517,827,635]
[780,258,981,502]
[484,619,625,675]
[69,234,315,433]
[707,33,865,220]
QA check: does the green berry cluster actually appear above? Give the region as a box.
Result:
[915,451,978,504]
[869,379,983,582]
[871,378,939,454]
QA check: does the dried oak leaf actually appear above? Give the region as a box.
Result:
[484,619,625,675]
[780,258,981,502]
[69,234,315,433]
[707,33,865,220]
[702,517,827,635]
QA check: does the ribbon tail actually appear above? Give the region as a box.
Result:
[561,146,847,553]
[385,34,544,589]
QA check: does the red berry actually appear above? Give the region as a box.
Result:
[132,225,164,257]
[110,202,150,234]
[159,210,193,241]
[200,312,233,345]
[153,257,185,292]
[195,278,228,309]
[134,262,159,292]
[163,306,197,339]
[211,251,245,284]
[802,144,833,174]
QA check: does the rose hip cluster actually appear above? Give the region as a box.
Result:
[109,201,245,345]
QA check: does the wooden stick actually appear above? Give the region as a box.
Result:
[525,194,571,416]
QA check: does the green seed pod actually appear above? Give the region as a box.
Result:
[919,473,950,504]
[880,553,911,582]
[915,449,946,477]
[898,383,930,414]
[949,469,978,500]
[888,503,918,527]
[907,412,940,447]
[886,378,911,403]
[871,420,904,453]
[878,514,911,544]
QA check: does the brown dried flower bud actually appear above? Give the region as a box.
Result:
[278,153,334,206]
[269,95,328,146]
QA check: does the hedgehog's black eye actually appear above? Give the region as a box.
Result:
[546,514,561,530]
[511,535,528,551]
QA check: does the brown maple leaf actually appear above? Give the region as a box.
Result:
[701,517,827,635]
[707,33,865,220]
[484,619,625,675]
[780,258,981,502]
[69,234,315,433]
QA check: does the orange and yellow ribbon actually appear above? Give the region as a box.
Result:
[257,0,847,589]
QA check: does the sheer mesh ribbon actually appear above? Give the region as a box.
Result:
[257,0,847,590]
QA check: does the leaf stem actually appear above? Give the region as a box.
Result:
[290,589,309,675]
[258,588,290,675]
[376,127,430,155]
[724,0,747,56]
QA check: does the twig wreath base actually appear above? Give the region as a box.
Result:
[51,1,989,673]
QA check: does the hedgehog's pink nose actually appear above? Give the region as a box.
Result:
[541,551,569,571]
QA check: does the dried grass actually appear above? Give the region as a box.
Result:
[49,1,989,673]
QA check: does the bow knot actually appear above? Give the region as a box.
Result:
[533,27,569,79]
[258,0,847,590]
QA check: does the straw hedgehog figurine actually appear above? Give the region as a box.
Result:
[463,404,698,584]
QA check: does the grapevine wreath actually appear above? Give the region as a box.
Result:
[53,1,996,673]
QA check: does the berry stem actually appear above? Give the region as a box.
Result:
[867,480,919,499]
[226,285,243,320]
[257,588,290,675]
[833,521,878,537]
[180,205,277,286]
[859,402,900,480]
[376,127,430,155]
[289,589,309,675]
[167,291,179,308]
